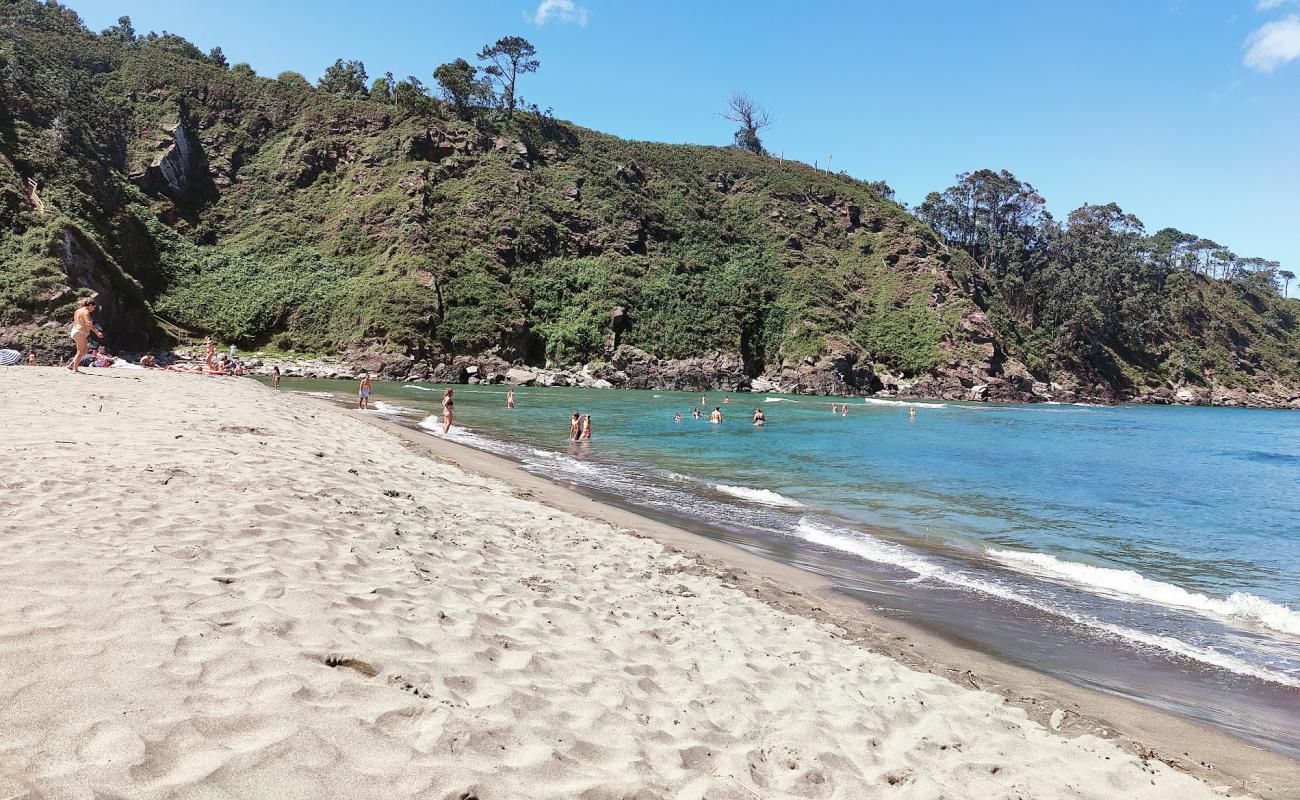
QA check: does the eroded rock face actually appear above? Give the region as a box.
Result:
[132,122,209,202]
[58,228,153,349]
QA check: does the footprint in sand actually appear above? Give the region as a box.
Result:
[76,721,146,765]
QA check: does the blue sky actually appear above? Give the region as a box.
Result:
[70,0,1300,286]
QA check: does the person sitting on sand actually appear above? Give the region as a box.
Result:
[506,388,515,409]
[441,388,454,433]
[25,352,36,366]
[710,407,722,424]
[581,413,592,440]
[138,354,156,368]
[67,299,103,374]
[92,347,112,369]
[233,362,245,377]
[569,412,581,441]
[753,408,765,425]
[358,372,372,410]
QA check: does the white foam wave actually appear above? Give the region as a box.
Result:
[764,397,796,403]
[862,398,947,408]
[404,385,436,392]
[371,401,419,417]
[796,520,1300,688]
[988,549,1300,638]
[714,484,804,507]
[295,391,339,400]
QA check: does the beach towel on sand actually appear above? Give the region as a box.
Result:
[0,349,21,366]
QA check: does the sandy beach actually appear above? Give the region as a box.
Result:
[0,368,1293,799]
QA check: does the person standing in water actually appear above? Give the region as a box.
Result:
[752,408,765,426]
[506,388,515,409]
[272,366,281,389]
[581,414,592,440]
[841,404,848,417]
[67,299,103,374]
[710,407,723,424]
[569,412,581,441]
[674,410,683,422]
[358,372,372,410]
[909,406,917,420]
[441,388,454,433]
[692,407,701,420]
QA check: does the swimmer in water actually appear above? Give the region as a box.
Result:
[909,406,917,419]
[692,408,701,420]
[841,403,848,417]
[569,412,581,441]
[581,414,592,440]
[831,402,838,413]
[752,408,765,425]
[506,387,515,408]
[723,396,730,405]
[710,407,722,424]
[674,411,683,422]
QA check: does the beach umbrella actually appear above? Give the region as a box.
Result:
[0,349,22,366]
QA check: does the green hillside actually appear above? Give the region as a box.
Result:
[2,1,1296,405]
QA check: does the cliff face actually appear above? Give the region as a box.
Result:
[1,2,1297,406]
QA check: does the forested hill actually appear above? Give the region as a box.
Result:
[2,1,1297,406]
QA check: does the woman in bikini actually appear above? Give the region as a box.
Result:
[441,388,454,433]
[506,388,515,409]
[67,299,103,373]
[581,414,592,440]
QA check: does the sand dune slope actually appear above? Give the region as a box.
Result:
[0,370,1237,799]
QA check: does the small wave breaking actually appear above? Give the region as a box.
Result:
[795,520,1300,688]
[988,549,1300,638]
[714,484,804,507]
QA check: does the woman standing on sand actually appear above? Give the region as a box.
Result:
[67,299,103,374]
[441,388,454,433]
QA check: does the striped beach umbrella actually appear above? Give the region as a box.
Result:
[0,349,22,366]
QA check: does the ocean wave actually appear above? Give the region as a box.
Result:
[764,397,796,403]
[862,398,947,408]
[404,385,436,392]
[988,549,1300,638]
[371,401,419,417]
[714,484,804,507]
[796,520,1300,688]
[294,391,339,400]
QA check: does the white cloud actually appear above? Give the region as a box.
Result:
[1256,0,1288,10]
[1244,14,1300,71]
[531,0,589,26]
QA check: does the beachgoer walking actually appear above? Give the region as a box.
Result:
[569,412,581,441]
[273,366,281,389]
[67,299,103,374]
[441,388,454,433]
[581,414,592,440]
[358,372,372,410]
[507,388,515,409]
[710,407,722,424]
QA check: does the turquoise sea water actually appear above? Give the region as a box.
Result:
[279,379,1300,753]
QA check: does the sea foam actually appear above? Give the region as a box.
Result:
[862,398,947,408]
[795,520,1300,687]
[714,484,804,507]
[988,548,1300,638]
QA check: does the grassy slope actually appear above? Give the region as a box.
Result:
[1,2,1295,401]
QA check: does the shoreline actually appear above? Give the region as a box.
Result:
[315,394,1300,798]
[2,368,1294,798]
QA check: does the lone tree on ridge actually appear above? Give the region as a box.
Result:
[721,91,772,155]
[477,36,539,119]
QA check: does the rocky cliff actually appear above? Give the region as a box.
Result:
[1,2,1296,407]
